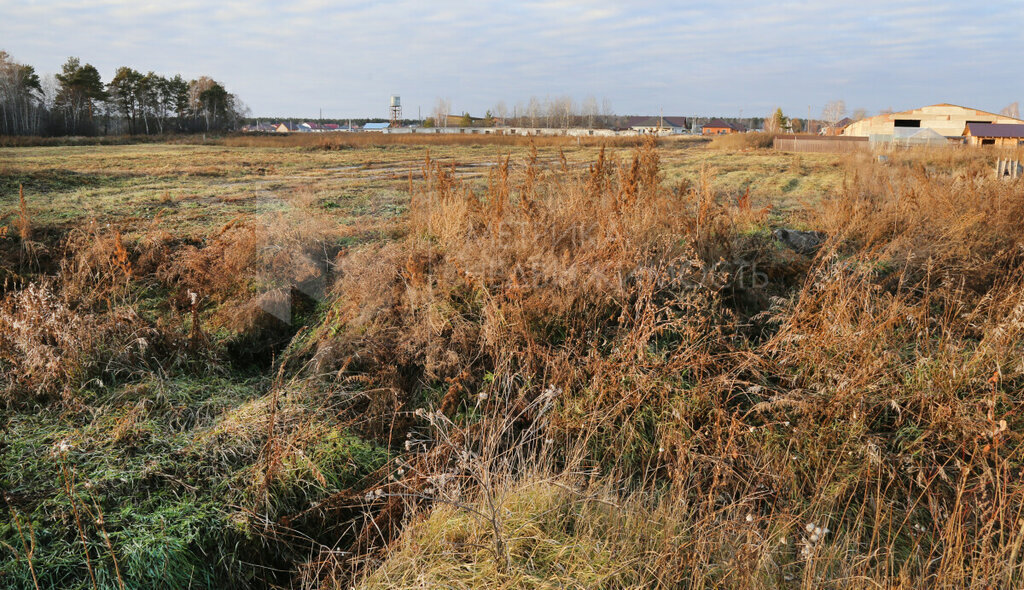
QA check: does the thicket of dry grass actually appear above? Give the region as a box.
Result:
[295,143,1024,588]
[2,140,1023,588]
[709,131,776,150]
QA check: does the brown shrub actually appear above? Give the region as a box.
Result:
[58,222,142,306]
[156,212,336,333]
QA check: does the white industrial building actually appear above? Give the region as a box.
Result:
[843,104,1024,144]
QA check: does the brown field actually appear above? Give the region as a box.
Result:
[2,137,1023,589]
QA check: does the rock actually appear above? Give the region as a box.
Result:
[773,228,826,255]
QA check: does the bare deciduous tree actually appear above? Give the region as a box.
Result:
[582,96,598,128]
[601,98,613,128]
[495,95,613,128]
[1000,102,1020,119]
[493,100,508,125]
[526,97,541,128]
[550,95,573,128]
[432,98,451,128]
[822,100,847,129]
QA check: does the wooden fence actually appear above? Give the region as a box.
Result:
[773,134,869,154]
[997,158,1022,179]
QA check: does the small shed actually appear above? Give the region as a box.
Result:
[963,123,1024,147]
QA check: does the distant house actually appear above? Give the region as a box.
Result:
[963,123,1024,147]
[322,123,340,131]
[275,122,300,133]
[362,122,391,131]
[300,122,323,132]
[821,117,853,136]
[702,118,745,135]
[448,114,486,127]
[243,122,276,133]
[628,116,689,134]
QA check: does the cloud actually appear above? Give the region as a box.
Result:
[1,0,1022,117]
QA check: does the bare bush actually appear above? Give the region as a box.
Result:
[0,281,171,405]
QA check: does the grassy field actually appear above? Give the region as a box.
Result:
[1,139,842,227]
[2,136,1022,589]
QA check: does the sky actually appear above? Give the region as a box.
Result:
[2,0,1023,119]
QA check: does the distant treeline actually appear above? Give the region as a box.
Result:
[0,50,248,136]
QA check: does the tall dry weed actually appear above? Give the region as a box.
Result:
[295,139,745,435]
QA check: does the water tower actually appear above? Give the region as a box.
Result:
[389,95,402,128]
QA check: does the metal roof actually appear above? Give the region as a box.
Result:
[628,116,688,128]
[622,115,688,128]
[964,123,1024,138]
[704,118,745,131]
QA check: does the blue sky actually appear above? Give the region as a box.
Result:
[2,0,1022,119]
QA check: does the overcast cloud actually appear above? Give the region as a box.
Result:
[2,0,1022,118]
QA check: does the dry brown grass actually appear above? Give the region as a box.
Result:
[16,184,29,243]
[0,280,174,405]
[0,134,169,147]
[289,140,747,435]
[220,132,655,150]
[271,143,1024,588]
[709,131,776,150]
[4,139,1024,588]
[0,202,339,406]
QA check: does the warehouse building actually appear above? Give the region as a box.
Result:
[843,104,1024,143]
